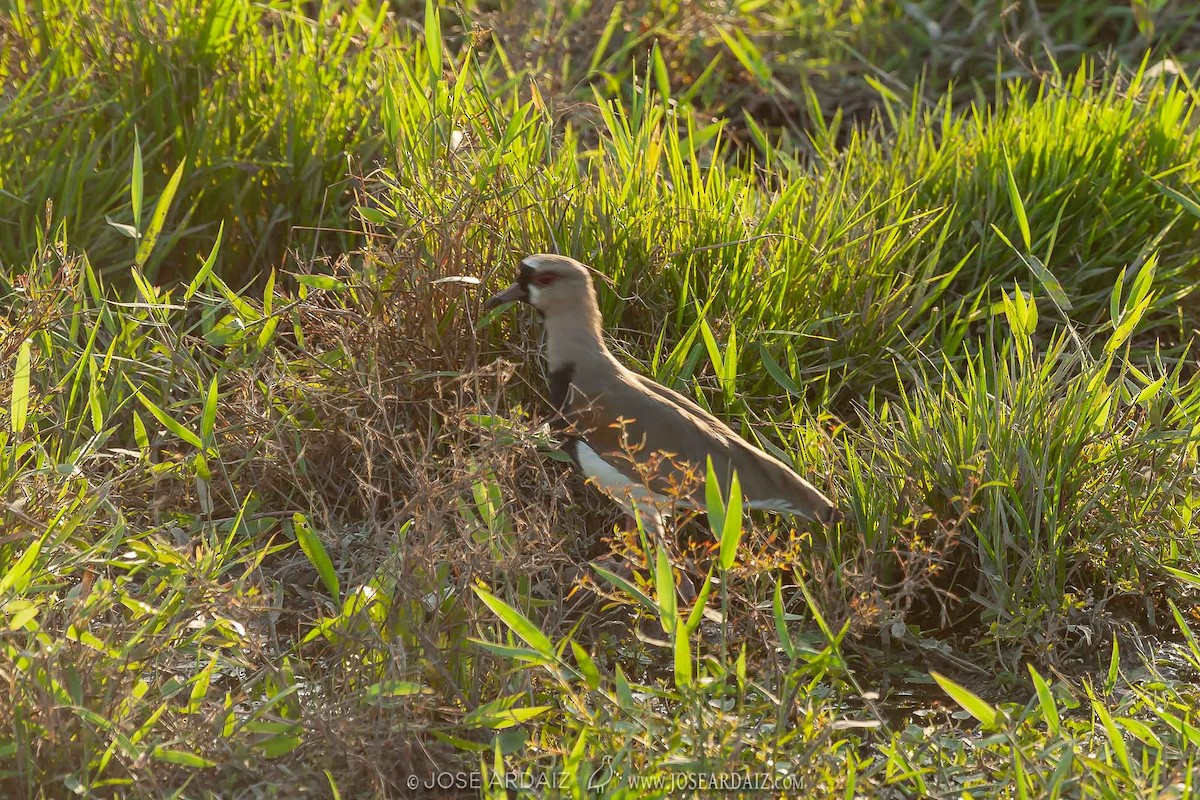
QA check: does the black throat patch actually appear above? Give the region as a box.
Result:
[548,363,574,425]
[547,363,581,466]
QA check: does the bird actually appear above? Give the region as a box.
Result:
[484,253,843,528]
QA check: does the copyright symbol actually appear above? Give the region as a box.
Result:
[406,774,420,791]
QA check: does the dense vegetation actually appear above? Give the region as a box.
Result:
[3,0,1200,796]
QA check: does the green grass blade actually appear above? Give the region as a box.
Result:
[654,545,677,635]
[424,0,442,81]
[1003,148,1032,250]
[0,528,51,595]
[683,570,713,635]
[1091,694,1133,777]
[773,579,796,660]
[292,512,340,604]
[569,640,601,691]
[131,133,143,229]
[472,585,556,661]
[705,455,726,536]
[591,562,657,613]
[718,470,743,572]
[135,158,187,268]
[10,337,32,434]
[1027,255,1073,312]
[130,383,204,450]
[151,747,216,769]
[758,345,802,396]
[673,622,692,688]
[1153,179,1200,219]
[1027,665,1061,735]
[201,374,219,446]
[587,3,623,74]
[1165,565,1200,589]
[186,221,224,301]
[698,315,723,381]
[931,671,1000,729]
[651,42,670,104]
[1105,637,1120,694]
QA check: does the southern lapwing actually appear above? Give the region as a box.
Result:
[484,254,843,528]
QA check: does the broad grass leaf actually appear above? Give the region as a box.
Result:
[651,42,670,103]
[1167,599,1200,669]
[718,470,743,571]
[0,529,51,595]
[292,512,340,604]
[1003,148,1031,250]
[187,655,217,714]
[705,456,725,537]
[1127,251,1158,315]
[798,578,841,647]
[683,570,713,635]
[472,585,555,660]
[720,325,738,401]
[758,344,802,396]
[1110,266,1127,325]
[614,666,634,711]
[588,4,623,73]
[206,270,262,321]
[698,315,723,379]
[131,133,143,228]
[105,215,140,239]
[11,337,32,434]
[365,681,431,699]
[1116,716,1162,749]
[1135,375,1166,404]
[136,158,187,268]
[357,206,389,225]
[466,704,552,730]
[132,410,149,451]
[1153,179,1200,219]
[1165,564,1200,589]
[469,639,554,666]
[128,265,159,305]
[151,746,216,768]
[591,561,657,613]
[1027,255,1073,312]
[773,579,796,660]
[931,671,999,729]
[3,603,40,631]
[1106,294,1152,353]
[570,640,601,690]
[424,0,442,79]
[201,374,219,444]
[87,372,104,432]
[130,383,204,450]
[716,25,769,85]
[654,545,676,634]
[673,622,692,688]
[256,736,302,759]
[1027,665,1060,735]
[296,274,348,292]
[186,221,224,301]
[1090,694,1132,775]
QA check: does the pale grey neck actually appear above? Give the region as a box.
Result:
[542,313,617,374]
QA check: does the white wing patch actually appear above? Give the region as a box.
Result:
[574,442,660,500]
[744,498,802,514]
[573,443,809,529]
[574,441,674,531]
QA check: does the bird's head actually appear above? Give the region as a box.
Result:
[484,254,598,319]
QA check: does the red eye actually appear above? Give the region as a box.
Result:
[534,272,557,287]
